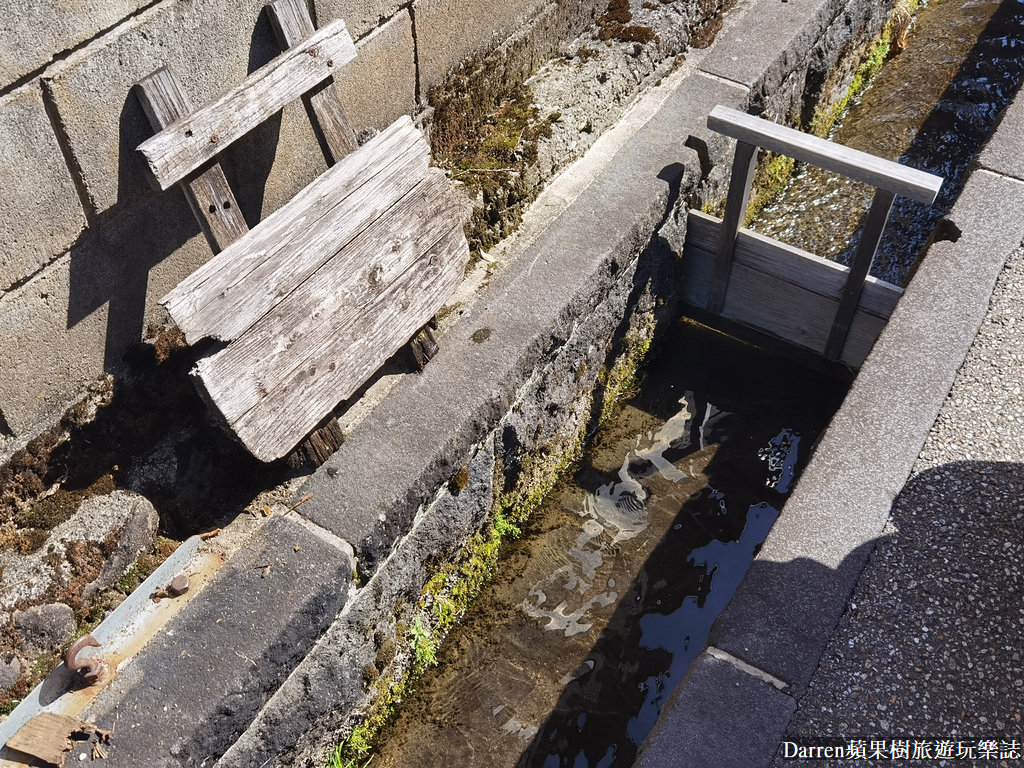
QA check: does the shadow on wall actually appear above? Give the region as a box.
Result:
[65,9,290,373]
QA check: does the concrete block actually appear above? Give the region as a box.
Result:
[82,514,353,767]
[979,88,1024,182]
[313,0,407,39]
[700,0,829,88]
[44,0,330,219]
[0,253,110,438]
[0,0,148,85]
[333,9,417,131]
[0,86,87,293]
[0,190,209,438]
[637,652,796,768]
[413,0,549,95]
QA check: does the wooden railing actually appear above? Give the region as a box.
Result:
[695,105,943,364]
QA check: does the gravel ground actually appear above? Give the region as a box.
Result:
[773,242,1024,766]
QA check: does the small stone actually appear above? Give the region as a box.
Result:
[12,603,76,654]
[0,656,21,692]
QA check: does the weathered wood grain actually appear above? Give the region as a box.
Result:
[267,0,358,162]
[134,67,249,251]
[708,139,757,314]
[137,20,356,190]
[198,168,459,423]
[682,211,902,367]
[160,117,427,341]
[708,105,943,203]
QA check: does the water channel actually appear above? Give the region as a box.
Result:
[369,0,1024,764]
[750,0,1024,285]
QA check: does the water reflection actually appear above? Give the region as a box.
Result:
[372,321,846,768]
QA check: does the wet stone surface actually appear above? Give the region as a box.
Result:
[371,320,846,767]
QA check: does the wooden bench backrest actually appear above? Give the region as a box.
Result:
[137,19,355,191]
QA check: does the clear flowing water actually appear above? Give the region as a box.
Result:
[371,321,846,767]
[750,0,1024,285]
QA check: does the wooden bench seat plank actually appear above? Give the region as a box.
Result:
[134,67,249,251]
[137,19,357,190]
[707,106,943,203]
[267,0,358,161]
[160,117,427,341]
[206,222,469,460]
[198,170,461,422]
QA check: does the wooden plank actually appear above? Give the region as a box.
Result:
[266,0,358,162]
[198,168,461,424]
[708,139,757,314]
[824,187,895,360]
[160,117,427,342]
[4,713,87,767]
[682,211,902,367]
[685,211,902,316]
[134,67,249,251]
[228,224,467,460]
[137,20,357,190]
[707,105,943,204]
[199,211,468,461]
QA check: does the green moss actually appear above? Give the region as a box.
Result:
[598,310,656,424]
[409,616,438,668]
[809,0,920,139]
[429,75,554,255]
[744,152,796,226]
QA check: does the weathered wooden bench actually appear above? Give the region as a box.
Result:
[134,0,469,462]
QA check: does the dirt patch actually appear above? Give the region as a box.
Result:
[596,0,659,43]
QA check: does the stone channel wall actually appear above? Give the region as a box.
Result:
[0,0,610,461]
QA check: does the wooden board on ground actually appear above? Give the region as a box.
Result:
[160,116,469,461]
[682,210,903,368]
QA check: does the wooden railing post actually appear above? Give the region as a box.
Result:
[708,140,758,314]
[823,188,896,361]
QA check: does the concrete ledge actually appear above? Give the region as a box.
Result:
[79,515,353,767]
[637,651,795,768]
[978,87,1024,182]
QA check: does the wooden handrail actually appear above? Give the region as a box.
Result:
[707,105,942,203]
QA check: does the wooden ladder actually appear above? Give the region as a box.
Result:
[682,105,943,367]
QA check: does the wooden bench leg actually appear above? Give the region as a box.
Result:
[289,416,345,469]
[409,319,440,370]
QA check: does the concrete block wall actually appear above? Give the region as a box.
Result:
[0,0,600,457]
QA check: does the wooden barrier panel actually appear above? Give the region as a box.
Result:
[682,211,902,368]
